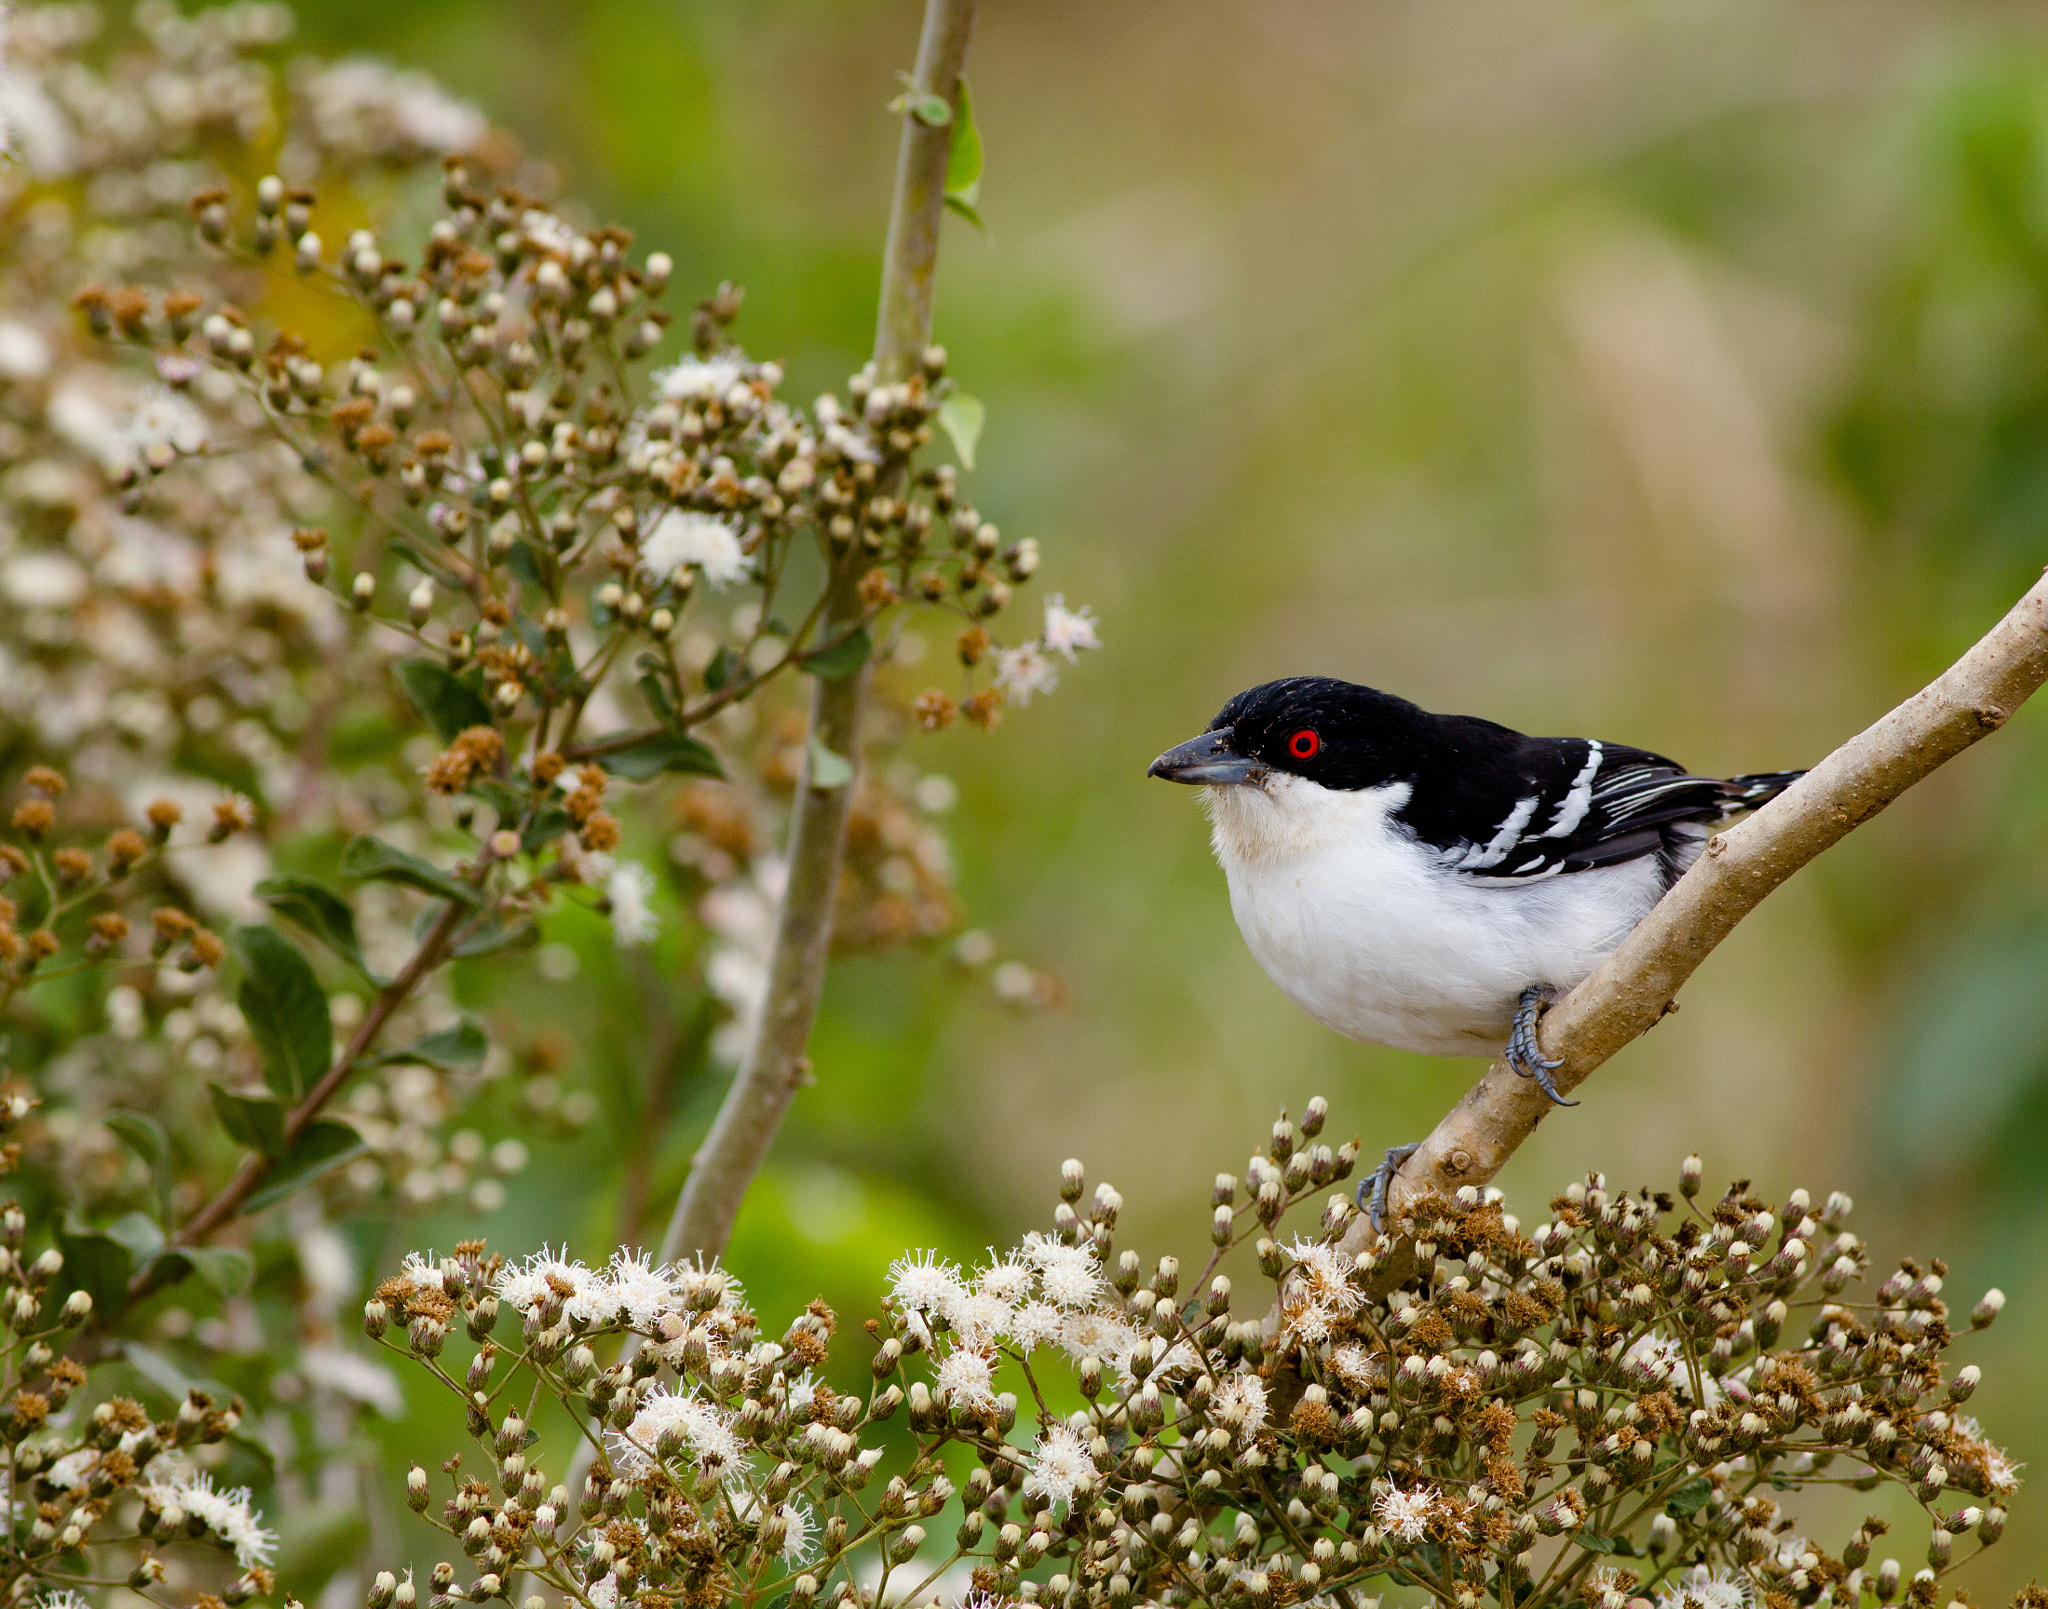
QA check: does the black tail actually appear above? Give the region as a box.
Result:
[1715,770,1803,817]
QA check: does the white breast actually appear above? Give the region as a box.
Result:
[1205,775,1665,1058]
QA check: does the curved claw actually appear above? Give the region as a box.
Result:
[1506,985,1576,1107]
[1356,1141,1422,1234]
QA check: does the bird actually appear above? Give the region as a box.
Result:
[1147,675,1803,1227]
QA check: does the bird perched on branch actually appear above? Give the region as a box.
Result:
[1148,675,1802,1225]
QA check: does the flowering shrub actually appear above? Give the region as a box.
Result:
[341,1106,2023,1609]
[0,8,2037,1609]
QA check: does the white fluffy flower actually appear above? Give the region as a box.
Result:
[945,1289,1014,1347]
[1284,1237,1359,1310]
[605,860,660,947]
[775,1499,818,1565]
[496,1246,594,1317]
[639,509,748,589]
[654,357,744,402]
[140,1471,276,1567]
[0,319,51,381]
[1041,595,1101,660]
[1653,1568,1752,1609]
[935,1346,998,1412]
[604,1250,679,1328]
[1058,1307,1138,1368]
[889,1249,966,1315]
[1371,1484,1437,1545]
[992,642,1057,705]
[1022,1232,1103,1307]
[1007,1300,1063,1351]
[1212,1372,1268,1446]
[612,1386,743,1477]
[1022,1424,1094,1507]
[977,1256,1035,1304]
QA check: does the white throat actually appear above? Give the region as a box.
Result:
[1202,774,1414,876]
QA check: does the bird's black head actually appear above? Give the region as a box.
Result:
[1147,676,1430,790]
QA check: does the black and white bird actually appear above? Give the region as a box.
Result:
[1148,676,1802,1222]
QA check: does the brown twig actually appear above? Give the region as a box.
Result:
[655,0,978,1267]
[1369,566,2048,1237]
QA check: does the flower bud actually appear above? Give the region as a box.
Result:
[352,572,375,610]
[407,1466,430,1511]
[1972,1288,2005,1329]
[1680,1154,1703,1198]
[61,1289,92,1327]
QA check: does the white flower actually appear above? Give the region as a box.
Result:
[586,1576,618,1609]
[1022,1232,1102,1307]
[787,1370,819,1417]
[1212,1372,1268,1446]
[992,643,1057,705]
[654,357,744,402]
[611,1386,743,1477]
[944,1289,1013,1347]
[1284,1237,1359,1311]
[1371,1484,1437,1545]
[38,1593,91,1609]
[495,1246,595,1317]
[605,860,660,947]
[889,1249,966,1315]
[128,385,209,459]
[1328,1343,1382,1392]
[639,509,748,589]
[976,1257,1035,1304]
[776,1499,818,1565]
[1653,1568,1752,1609]
[0,319,51,381]
[1022,1424,1094,1507]
[604,1250,678,1328]
[1058,1307,1138,1369]
[140,1471,276,1567]
[1955,1416,2022,1495]
[1007,1300,1063,1351]
[935,1346,998,1412]
[1041,595,1101,661]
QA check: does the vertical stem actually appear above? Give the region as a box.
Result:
[656,0,979,1265]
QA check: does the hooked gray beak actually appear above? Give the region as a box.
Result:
[1148,726,1262,785]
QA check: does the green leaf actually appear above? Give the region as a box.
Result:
[888,82,952,127]
[106,1111,173,1225]
[937,393,985,470]
[395,659,493,743]
[156,1245,255,1300]
[637,669,684,732]
[599,731,724,782]
[58,1212,163,1313]
[943,193,984,229]
[806,738,855,790]
[256,876,380,984]
[381,1019,488,1074]
[230,926,333,1099]
[945,77,984,211]
[804,626,873,682]
[703,646,738,692]
[339,836,479,906]
[520,807,573,856]
[210,1084,288,1158]
[450,915,537,960]
[243,1120,365,1214]
[1665,1476,1713,1517]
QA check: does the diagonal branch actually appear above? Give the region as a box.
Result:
[1370,566,2048,1236]
[655,0,979,1266]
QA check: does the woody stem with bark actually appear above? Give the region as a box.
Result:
[1361,567,2048,1243]
[657,0,978,1265]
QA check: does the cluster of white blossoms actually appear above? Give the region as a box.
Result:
[136,1467,277,1569]
[482,1245,749,1346]
[991,595,1102,706]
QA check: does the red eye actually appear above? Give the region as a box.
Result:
[1288,729,1320,760]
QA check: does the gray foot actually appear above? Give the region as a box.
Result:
[1356,1141,1421,1234]
[1506,984,1575,1106]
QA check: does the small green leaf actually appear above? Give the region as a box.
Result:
[519,807,573,855]
[807,738,855,790]
[339,836,479,906]
[804,626,873,682]
[382,1019,488,1074]
[888,83,952,127]
[106,1111,174,1224]
[450,915,538,960]
[703,646,738,692]
[102,1211,167,1267]
[1664,1477,1713,1517]
[230,926,333,1099]
[243,1120,366,1214]
[944,193,984,229]
[637,669,684,732]
[210,1084,288,1158]
[156,1245,255,1300]
[256,876,379,983]
[937,394,985,470]
[599,731,725,782]
[395,659,494,743]
[57,1215,142,1314]
[945,77,983,207]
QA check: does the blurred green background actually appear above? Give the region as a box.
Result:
[286,0,2048,1587]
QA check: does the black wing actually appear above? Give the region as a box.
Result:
[1396,715,1799,883]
